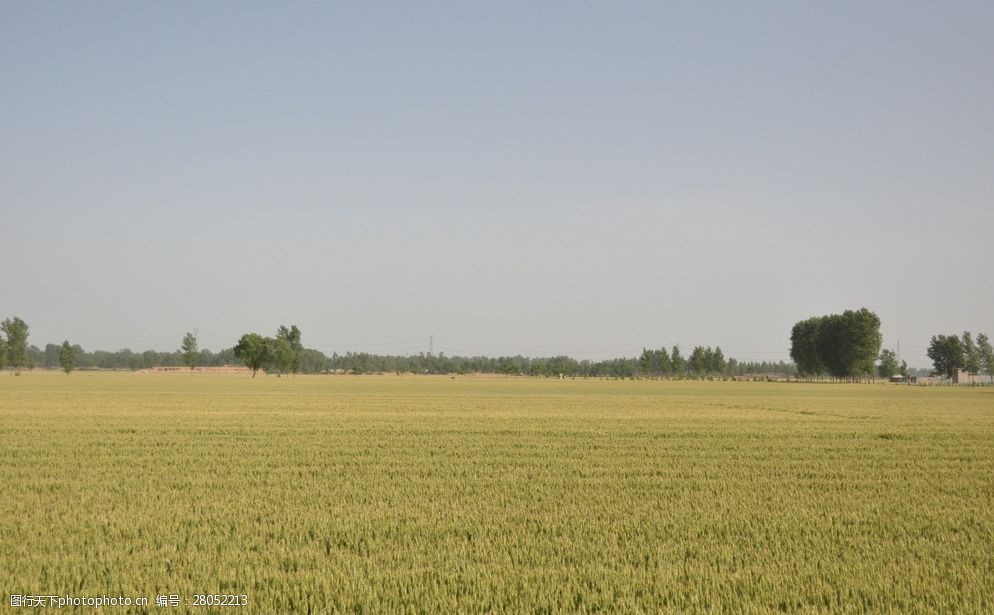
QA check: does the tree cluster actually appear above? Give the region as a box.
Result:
[639,345,728,376]
[876,348,908,379]
[233,325,304,377]
[1,316,30,374]
[927,332,993,379]
[789,308,882,379]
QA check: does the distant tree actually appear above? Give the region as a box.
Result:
[298,348,330,374]
[42,343,60,368]
[529,357,548,377]
[670,345,686,375]
[181,332,198,373]
[59,340,75,375]
[639,348,653,375]
[266,335,292,376]
[656,347,672,374]
[878,348,899,379]
[275,325,303,376]
[497,355,522,375]
[961,331,982,376]
[1,316,29,375]
[546,355,579,378]
[639,347,673,376]
[688,346,707,376]
[234,333,269,377]
[976,333,994,381]
[288,325,303,375]
[899,360,909,378]
[711,346,726,374]
[927,334,964,379]
[0,335,6,371]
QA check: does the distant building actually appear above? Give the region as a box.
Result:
[952,369,994,385]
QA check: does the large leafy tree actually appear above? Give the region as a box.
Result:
[59,340,75,375]
[829,308,882,378]
[790,316,825,377]
[927,334,964,378]
[234,333,269,377]
[181,331,198,373]
[1,316,29,375]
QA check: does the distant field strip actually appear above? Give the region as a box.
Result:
[1,374,992,612]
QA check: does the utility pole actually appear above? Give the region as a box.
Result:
[429,334,433,356]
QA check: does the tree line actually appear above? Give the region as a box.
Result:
[2,314,801,378]
[13,311,972,380]
[638,345,732,376]
[324,351,794,378]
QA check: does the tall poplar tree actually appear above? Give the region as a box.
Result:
[59,340,75,375]
[182,332,198,373]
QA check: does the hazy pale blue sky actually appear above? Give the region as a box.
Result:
[3,2,992,365]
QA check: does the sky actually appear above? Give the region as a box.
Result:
[2,2,992,367]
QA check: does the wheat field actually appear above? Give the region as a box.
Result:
[1,372,992,613]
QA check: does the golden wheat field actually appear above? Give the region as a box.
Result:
[1,372,992,613]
